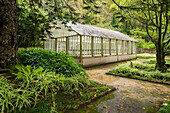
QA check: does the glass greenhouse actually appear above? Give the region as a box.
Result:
[44,19,137,67]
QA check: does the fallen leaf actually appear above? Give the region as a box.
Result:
[164,98,167,100]
[149,101,153,103]
[87,105,91,107]
[156,105,159,108]
[103,105,107,108]
[163,103,168,106]
[154,104,159,108]
[36,98,40,101]
[108,89,111,91]
[0,76,5,79]
[94,94,97,97]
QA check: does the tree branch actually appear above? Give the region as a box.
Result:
[162,4,169,41]
[146,1,159,28]
[164,51,170,56]
[146,22,157,46]
[111,0,145,10]
[164,39,170,47]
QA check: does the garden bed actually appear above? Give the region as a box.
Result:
[0,49,116,113]
[107,61,170,85]
[106,73,170,85]
[13,80,115,113]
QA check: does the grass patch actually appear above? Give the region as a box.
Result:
[108,62,170,83]
[159,101,170,113]
[137,53,156,59]
[166,59,170,64]
[143,59,170,64]
[145,100,170,113]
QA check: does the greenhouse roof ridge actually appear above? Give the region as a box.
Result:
[57,19,138,42]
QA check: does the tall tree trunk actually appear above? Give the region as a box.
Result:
[0,0,17,68]
[156,37,167,72]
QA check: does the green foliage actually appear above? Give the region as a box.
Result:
[132,61,155,71]
[159,101,170,113]
[132,38,156,49]
[16,80,113,113]
[103,105,108,108]
[143,59,170,66]
[137,53,156,58]
[115,64,131,74]
[135,38,147,49]
[17,0,52,48]
[0,78,34,113]
[17,49,87,77]
[143,59,156,64]
[0,64,89,112]
[109,62,170,81]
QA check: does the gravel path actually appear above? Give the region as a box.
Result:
[85,59,170,113]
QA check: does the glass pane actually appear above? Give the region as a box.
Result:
[45,39,55,51]
[82,36,91,57]
[129,41,131,54]
[68,37,73,55]
[45,40,49,50]
[94,37,101,56]
[133,42,136,53]
[124,41,127,54]
[118,40,122,54]
[103,38,109,55]
[57,37,66,53]
[111,40,116,55]
[68,36,80,56]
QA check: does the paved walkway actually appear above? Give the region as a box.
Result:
[85,60,170,113]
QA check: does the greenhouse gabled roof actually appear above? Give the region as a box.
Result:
[57,19,137,42]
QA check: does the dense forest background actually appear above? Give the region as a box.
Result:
[0,0,169,71]
[18,0,166,50]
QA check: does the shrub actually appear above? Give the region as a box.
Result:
[0,74,35,113]
[125,73,133,77]
[18,49,87,77]
[0,65,89,112]
[130,68,140,75]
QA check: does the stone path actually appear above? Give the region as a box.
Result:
[85,60,170,113]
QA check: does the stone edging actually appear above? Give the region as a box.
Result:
[106,73,170,85]
[72,87,116,110]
